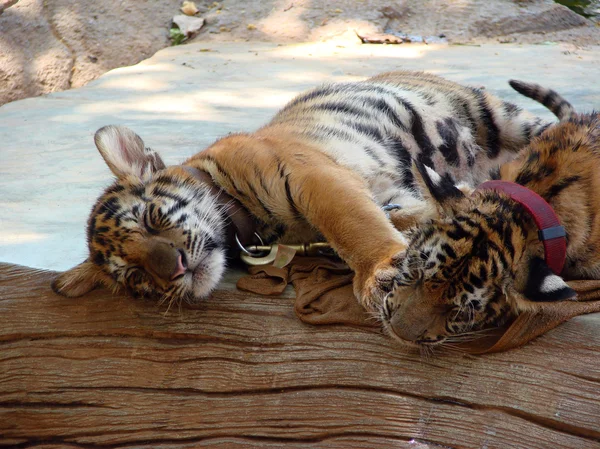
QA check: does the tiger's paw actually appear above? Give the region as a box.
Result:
[354,251,406,312]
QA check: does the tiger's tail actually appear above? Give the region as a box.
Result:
[509,80,576,121]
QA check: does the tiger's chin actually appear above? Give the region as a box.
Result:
[382,323,448,349]
[186,249,227,304]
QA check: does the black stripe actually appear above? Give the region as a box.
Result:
[106,184,125,194]
[95,226,110,234]
[436,118,460,167]
[447,221,471,241]
[246,182,273,218]
[343,120,386,144]
[489,166,501,180]
[534,122,552,137]
[166,201,187,216]
[272,223,287,240]
[202,235,219,252]
[388,139,414,189]
[546,175,581,199]
[453,98,477,132]
[473,89,501,158]
[527,151,540,164]
[253,164,271,195]
[97,196,121,219]
[284,174,300,219]
[522,122,533,142]
[312,101,370,119]
[394,97,437,167]
[515,170,534,186]
[541,89,558,110]
[310,122,386,166]
[130,185,145,197]
[283,85,341,111]
[502,101,521,118]
[441,243,457,259]
[479,265,488,283]
[363,97,408,131]
[469,272,484,289]
[152,187,189,204]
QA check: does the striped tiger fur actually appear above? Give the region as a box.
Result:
[52,71,572,316]
[383,110,600,348]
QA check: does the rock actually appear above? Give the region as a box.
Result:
[0,0,72,106]
[473,4,592,38]
[0,0,182,106]
[173,14,205,37]
[380,3,408,21]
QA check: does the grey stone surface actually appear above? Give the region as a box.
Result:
[1,42,599,271]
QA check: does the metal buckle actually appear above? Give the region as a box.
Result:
[235,232,266,256]
[237,238,334,267]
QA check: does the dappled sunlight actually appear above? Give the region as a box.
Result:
[97,76,170,92]
[276,70,347,83]
[74,94,221,118]
[307,19,380,43]
[98,62,181,76]
[194,88,297,109]
[269,40,434,60]
[258,0,310,40]
[0,231,48,245]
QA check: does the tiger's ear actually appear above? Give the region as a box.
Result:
[94,125,166,179]
[51,260,109,297]
[509,257,576,310]
[413,160,467,215]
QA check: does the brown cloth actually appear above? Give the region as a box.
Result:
[237,257,600,353]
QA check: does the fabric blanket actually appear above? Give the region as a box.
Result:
[237,257,600,353]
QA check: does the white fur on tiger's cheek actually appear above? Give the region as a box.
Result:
[190,249,227,301]
[425,165,442,185]
[539,274,568,294]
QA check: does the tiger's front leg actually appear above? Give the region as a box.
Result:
[287,160,408,311]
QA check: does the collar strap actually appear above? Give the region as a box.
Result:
[477,180,566,275]
[180,165,257,248]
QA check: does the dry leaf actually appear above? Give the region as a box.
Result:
[181,1,199,16]
[355,31,406,44]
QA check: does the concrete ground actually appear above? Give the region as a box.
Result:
[1,41,600,271]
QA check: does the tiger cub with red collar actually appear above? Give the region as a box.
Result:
[52,71,571,315]
[383,104,600,348]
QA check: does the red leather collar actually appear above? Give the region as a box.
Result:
[477,180,566,275]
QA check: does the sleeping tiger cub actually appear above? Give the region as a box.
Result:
[383,95,600,348]
[52,71,571,315]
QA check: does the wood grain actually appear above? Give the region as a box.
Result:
[1,263,599,448]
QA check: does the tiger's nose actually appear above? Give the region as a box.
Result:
[171,250,187,280]
[388,300,440,343]
[147,241,187,281]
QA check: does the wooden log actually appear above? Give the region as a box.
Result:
[1,263,599,448]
